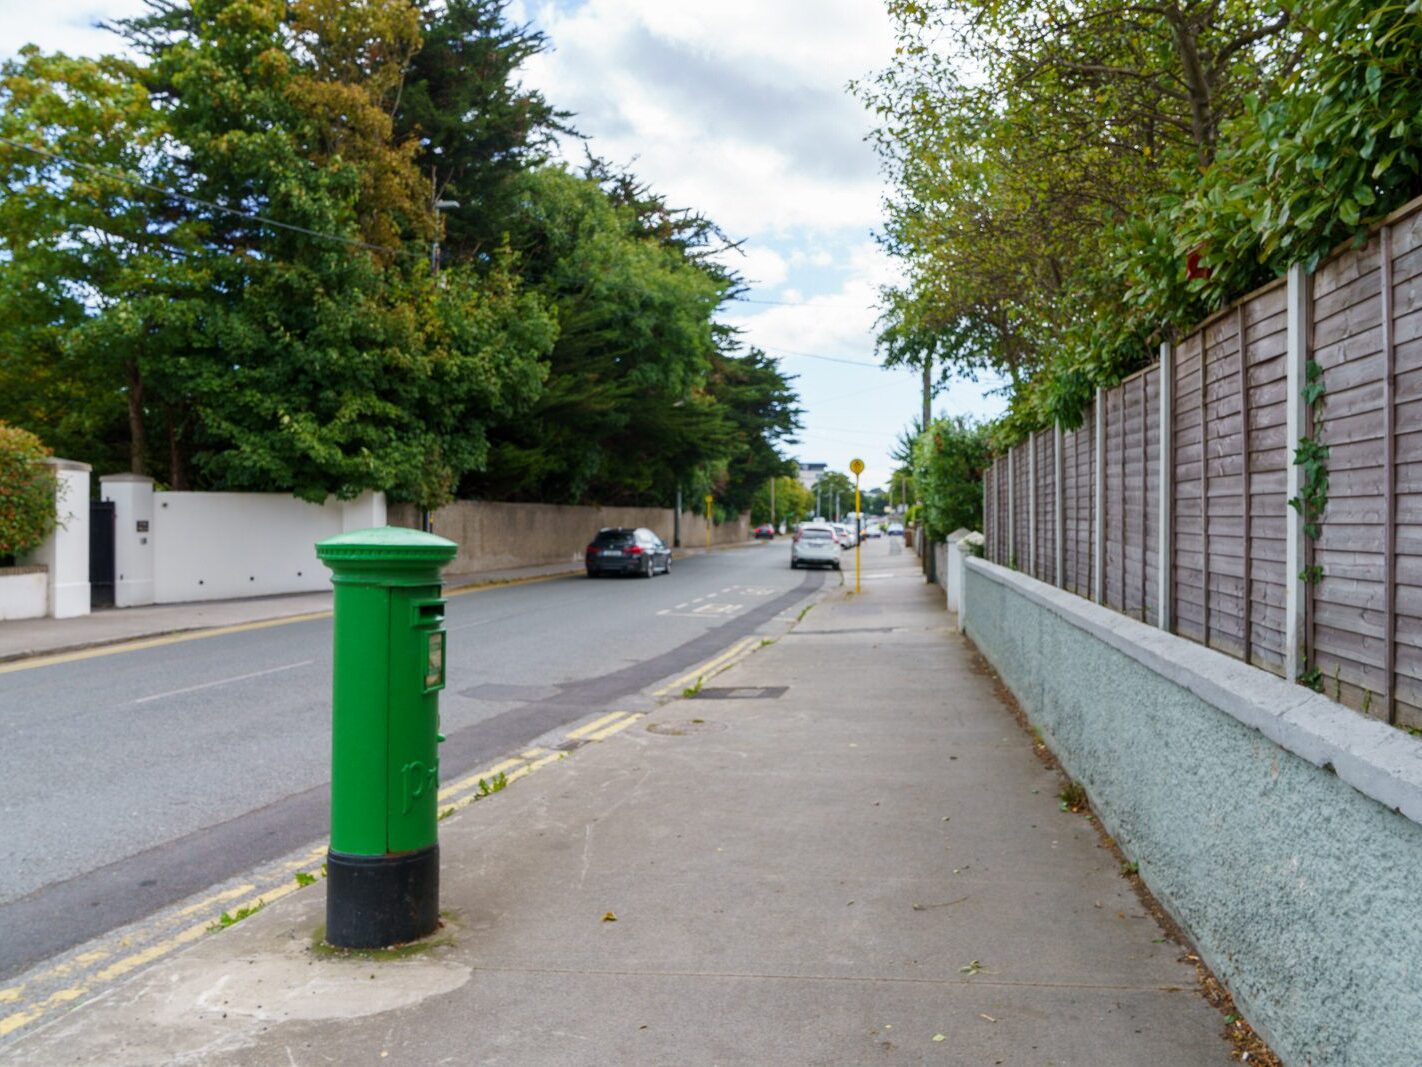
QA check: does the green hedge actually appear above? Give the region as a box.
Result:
[0,423,60,559]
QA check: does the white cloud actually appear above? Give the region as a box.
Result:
[719,243,789,289]
[521,0,890,237]
[2,0,147,59]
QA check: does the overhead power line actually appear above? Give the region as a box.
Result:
[0,135,419,259]
[729,296,876,311]
[763,344,884,369]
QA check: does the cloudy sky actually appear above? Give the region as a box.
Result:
[2,0,1006,492]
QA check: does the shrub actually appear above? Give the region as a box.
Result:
[0,423,61,559]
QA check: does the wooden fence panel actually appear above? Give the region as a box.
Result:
[1034,429,1057,584]
[1244,281,1290,675]
[1012,444,1030,568]
[1143,367,1161,625]
[1117,368,1156,621]
[1203,307,1248,657]
[1001,452,1012,569]
[1312,231,1388,714]
[1173,332,1207,642]
[1103,386,1125,611]
[1061,415,1094,596]
[1393,204,1422,726]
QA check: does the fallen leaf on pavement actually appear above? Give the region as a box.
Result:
[602,912,617,922]
[979,1014,997,1023]
[932,1034,946,1042]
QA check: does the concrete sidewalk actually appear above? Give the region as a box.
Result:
[7,548,1232,1065]
[0,542,757,664]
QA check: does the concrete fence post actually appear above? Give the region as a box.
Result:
[1285,263,1310,684]
[1028,436,1036,576]
[1093,389,1106,603]
[1007,448,1016,568]
[1158,341,1174,630]
[1054,420,1065,587]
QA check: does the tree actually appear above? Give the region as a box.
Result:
[857,0,1299,433]
[395,0,571,266]
[811,470,856,518]
[751,476,812,527]
[913,417,991,541]
[2,0,556,506]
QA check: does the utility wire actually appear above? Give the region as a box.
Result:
[729,296,876,311]
[0,135,421,260]
[763,344,884,369]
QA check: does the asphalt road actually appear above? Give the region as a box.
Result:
[0,541,829,979]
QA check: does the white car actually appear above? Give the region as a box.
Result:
[791,522,842,570]
[886,522,905,536]
[832,523,855,548]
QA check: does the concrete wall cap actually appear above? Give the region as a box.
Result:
[966,556,1422,825]
[44,458,93,472]
[100,473,155,483]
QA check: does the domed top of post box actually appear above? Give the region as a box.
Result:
[316,526,458,585]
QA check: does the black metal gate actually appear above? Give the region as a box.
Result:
[90,500,115,608]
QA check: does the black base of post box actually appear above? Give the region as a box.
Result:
[325,845,439,949]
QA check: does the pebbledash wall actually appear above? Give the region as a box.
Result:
[388,499,750,574]
[961,556,1422,1064]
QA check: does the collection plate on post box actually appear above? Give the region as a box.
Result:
[424,631,446,692]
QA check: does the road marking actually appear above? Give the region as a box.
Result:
[586,714,643,742]
[0,732,601,1045]
[0,573,578,676]
[652,637,758,697]
[0,614,332,676]
[437,757,526,802]
[132,661,312,704]
[566,711,628,740]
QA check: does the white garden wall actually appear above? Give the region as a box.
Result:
[100,477,385,605]
[0,567,47,621]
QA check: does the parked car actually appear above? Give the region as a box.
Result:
[832,523,855,548]
[753,524,776,539]
[585,527,672,577]
[864,524,883,539]
[886,522,905,536]
[791,522,842,570]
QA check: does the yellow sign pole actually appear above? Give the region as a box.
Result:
[704,494,713,549]
[850,459,865,594]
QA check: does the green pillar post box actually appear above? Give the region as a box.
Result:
[315,526,458,948]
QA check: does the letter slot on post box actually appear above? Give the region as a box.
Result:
[316,526,458,949]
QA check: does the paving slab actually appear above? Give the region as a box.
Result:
[6,546,1233,1065]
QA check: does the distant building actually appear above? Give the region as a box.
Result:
[795,462,826,493]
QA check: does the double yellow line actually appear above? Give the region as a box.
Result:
[652,636,759,697]
[0,704,643,1045]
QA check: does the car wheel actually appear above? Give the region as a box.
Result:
[663,556,672,575]
[833,562,842,570]
[642,557,654,578]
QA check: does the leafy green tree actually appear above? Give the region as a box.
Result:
[395,0,570,265]
[810,470,855,519]
[0,423,61,559]
[857,0,1299,434]
[751,476,812,527]
[2,0,555,506]
[912,417,991,541]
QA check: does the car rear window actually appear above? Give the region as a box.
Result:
[594,530,634,546]
[801,526,833,539]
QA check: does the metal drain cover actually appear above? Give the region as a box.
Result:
[646,719,729,736]
[691,686,788,700]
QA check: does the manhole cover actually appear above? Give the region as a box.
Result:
[646,719,729,736]
[691,686,789,700]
